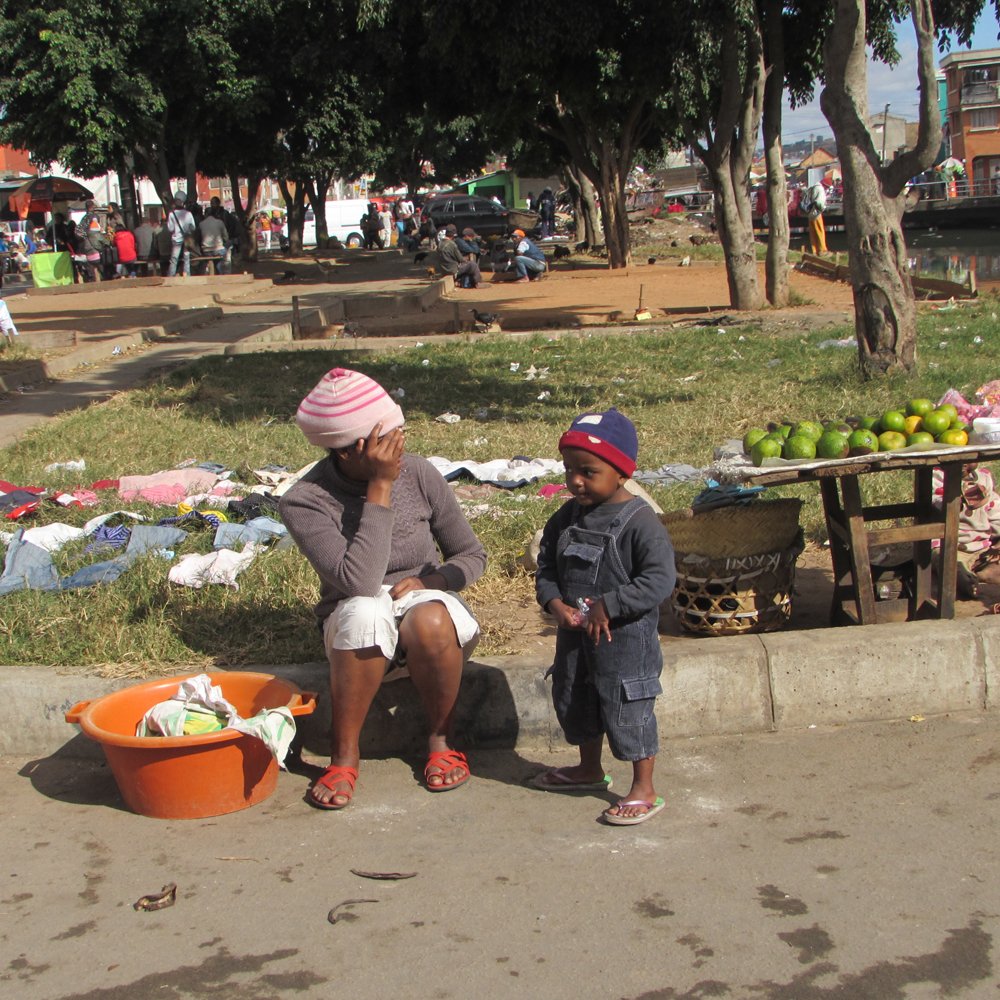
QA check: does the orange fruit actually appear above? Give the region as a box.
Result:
[880,410,907,434]
[848,429,879,455]
[783,434,817,460]
[750,437,783,466]
[906,398,935,417]
[907,431,935,446]
[791,420,824,442]
[937,428,969,446]
[937,403,959,423]
[903,415,923,435]
[921,409,951,436]
[816,430,849,459]
[743,428,768,454]
[877,430,908,451]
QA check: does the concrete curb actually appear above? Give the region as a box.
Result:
[12,615,998,761]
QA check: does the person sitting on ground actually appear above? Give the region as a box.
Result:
[198,207,229,274]
[436,224,483,288]
[512,228,547,283]
[112,224,139,277]
[455,227,485,260]
[398,216,419,251]
[279,367,487,810]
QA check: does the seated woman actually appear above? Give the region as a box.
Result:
[279,368,487,810]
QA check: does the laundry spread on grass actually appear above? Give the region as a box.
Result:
[0,460,306,597]
[0,454,706,601]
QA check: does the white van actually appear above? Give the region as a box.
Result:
[288,198,369,248]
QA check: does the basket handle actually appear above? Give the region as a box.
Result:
[288,691,318,716]
[65,700,91,724]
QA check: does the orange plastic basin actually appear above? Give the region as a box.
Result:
[65,672,317,820]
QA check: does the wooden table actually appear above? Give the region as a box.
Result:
[744,444,1000,625]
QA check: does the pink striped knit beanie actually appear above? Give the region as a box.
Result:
[296,368,405,449]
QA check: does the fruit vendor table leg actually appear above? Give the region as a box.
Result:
[817,462,963,625]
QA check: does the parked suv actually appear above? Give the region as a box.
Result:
[421,193,513,237]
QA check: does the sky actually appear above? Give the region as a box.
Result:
[782,9,1000,145]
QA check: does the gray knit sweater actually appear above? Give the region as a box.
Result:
[279,454,487,624]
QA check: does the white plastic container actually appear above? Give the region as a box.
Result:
[971,417,1000,445]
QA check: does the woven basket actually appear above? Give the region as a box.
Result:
[670,534,804,636]
[661,498,802,559]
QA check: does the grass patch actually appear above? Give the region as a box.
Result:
[2,300,997,671]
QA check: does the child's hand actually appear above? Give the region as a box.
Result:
[584,598,612,644]
[547,598,583,630]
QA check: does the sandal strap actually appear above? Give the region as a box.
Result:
[424,749,468,776]
[314,764,358,793]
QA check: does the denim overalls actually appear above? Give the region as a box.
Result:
[549,498,663,761]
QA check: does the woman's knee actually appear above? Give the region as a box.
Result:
[398,601,457,653]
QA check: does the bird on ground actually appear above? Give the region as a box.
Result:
[574,240,589,252]
[679,256,691,267]
[414,251,429,263]
[274,269,297,284]
[552,245,571,259]
[471,309,501,328]
[425,267,437,279]
[647,256,657,265]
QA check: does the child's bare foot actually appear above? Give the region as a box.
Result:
[603,781,664,824]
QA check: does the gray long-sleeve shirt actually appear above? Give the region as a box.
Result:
[279,453,487,624]
[535,498,676,620]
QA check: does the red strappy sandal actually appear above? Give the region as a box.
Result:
[424,749,470,792]
[308,764,358,810]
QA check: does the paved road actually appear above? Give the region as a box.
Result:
[6,713,999,999]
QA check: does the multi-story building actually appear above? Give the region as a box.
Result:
[941,47,1000,194]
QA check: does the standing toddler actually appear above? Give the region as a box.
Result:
[534,408,675,824]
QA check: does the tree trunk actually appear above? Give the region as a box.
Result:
[594,156,630,266]
[681,14,765,309]
[308,173,333,245]
[820,0,940,376]
[762,0,789,307]
[232,171,262,264]
[562,165,600,246]
[116,156,140,230]
[135,125,173,211]
[182,138,199,206]
[710,166,761,309]
[579,171,600,246]
[278,178,307,255]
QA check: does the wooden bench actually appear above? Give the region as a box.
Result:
[188,255,222,275]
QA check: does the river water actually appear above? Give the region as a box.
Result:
[825,227,1000,286]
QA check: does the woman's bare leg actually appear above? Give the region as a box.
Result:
[311,645,386,806]
[398,602,466,787]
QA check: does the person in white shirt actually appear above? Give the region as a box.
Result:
[166,192,196,276]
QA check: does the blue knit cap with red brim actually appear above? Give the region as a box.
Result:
[558,407,638,476]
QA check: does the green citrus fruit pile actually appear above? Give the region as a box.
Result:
[742,399,971,463]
